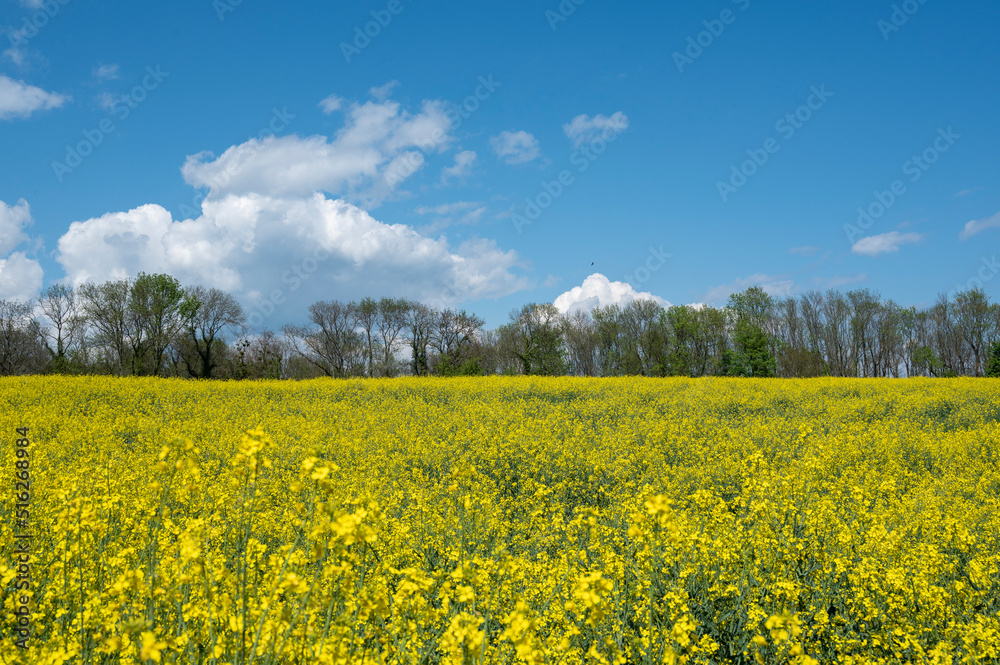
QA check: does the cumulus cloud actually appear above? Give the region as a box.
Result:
[0,75,69,120]
[441,150,476,183]
[0,198,33,256]
[54,91,533,321]
[702,274,796,306]
[851,231,924,256]
[0,252,44,302]
[181,97,453,206]
[56,194,529,316]
[553,273,670,315]
[0,199,43,301]
[958,212,1000,241]
[562,112,629,148]
[489,130,540,164]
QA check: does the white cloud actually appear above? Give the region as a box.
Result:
[369,81,400,101]
[441,150,476,183]
[56,193,529,315]
[0,75,69,120]
[181,98,453,206]
[702,274,796,306]
[562,112,629,148]
[54,94,533,318]
[0,252,44,302]
[851,231,924,256]
[0,198,33,256]
[319,94,343,114]
[489,130,540,164]
[959,212,1000,241]
[0,199,42,301]
[92,63,120,80]
[554,273,670,315]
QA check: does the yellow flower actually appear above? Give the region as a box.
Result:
[139,631,167,663]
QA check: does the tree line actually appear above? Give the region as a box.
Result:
[3,273,1000,379]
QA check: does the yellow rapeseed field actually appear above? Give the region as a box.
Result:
[1,376,999,664]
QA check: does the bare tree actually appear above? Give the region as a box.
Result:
[561,309,598,376]
[953,288,995,376]
[430,308,485,373]
[284,300,360,378]
[0,300,47,375]
[230,329,287,379]
[375,297,409,377]
[79,279,132,375]
[405,301,436,376]
[38,284,84,372]
[822,291,853,377]
[930,295,963,376]
[180,286,246,379]
[355,297,378,377]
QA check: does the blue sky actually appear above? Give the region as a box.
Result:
[1,0,998,328]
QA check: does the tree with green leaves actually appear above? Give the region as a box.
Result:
[505,303,567,376]
[985,342,1000,378]
[129,272,200,376]
[724,287,777,377]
